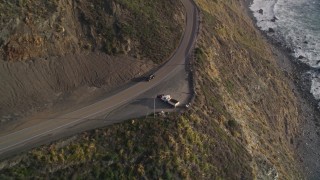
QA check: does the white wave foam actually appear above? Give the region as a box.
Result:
[311,74,320,100]
[251,0,320,67]
[274,0,320,68]
[250,0,278,31]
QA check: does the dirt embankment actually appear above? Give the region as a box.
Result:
[0,0,184,122]
[0,54,154,121]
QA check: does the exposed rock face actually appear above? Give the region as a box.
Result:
[254,155,279,180]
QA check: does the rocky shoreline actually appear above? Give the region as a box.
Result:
[242,0,320,178]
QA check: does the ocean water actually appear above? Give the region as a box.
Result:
[250,0,320,101]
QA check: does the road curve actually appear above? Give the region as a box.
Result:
[0,0,199,159]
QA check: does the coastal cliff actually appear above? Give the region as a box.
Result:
[0,0,305,179]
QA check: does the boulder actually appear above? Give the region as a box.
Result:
[286,47,294,53]
[271,16,278,22]
[268,28,275,33]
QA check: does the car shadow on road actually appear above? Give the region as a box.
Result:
[131,76,146,82]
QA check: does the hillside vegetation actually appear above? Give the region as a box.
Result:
[0,0,304,179]
[0,114,252,179]
[194,0,302,178]
[0,0,184,62]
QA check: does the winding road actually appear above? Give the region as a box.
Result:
[0,0,199,159]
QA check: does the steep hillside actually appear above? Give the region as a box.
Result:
[0,0,184,62]
[0,0,184,122]
[0,0,304,179]
[193,0,303,178]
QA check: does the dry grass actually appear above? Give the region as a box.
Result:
[0,112,252,179]
[194,0,303,179]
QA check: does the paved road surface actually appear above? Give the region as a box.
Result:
[0,0,199,159]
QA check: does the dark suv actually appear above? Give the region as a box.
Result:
[147,74,155,81]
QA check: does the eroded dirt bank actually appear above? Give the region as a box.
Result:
[0,53,154,124]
